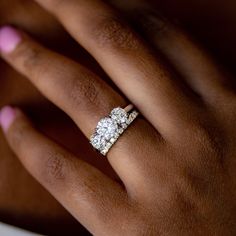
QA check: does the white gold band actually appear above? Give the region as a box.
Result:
[90,106,139,156]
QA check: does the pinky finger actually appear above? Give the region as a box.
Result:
[0,106,130,235]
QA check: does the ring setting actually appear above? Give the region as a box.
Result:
[90,106,139,156]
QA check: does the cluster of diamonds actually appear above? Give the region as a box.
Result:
[90,107,139,156]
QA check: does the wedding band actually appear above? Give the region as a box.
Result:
[90,105,139,156]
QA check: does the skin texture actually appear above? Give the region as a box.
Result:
[1,0,236,235]
[0,0,236,235]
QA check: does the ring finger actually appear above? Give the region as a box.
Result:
[0,26,160,191]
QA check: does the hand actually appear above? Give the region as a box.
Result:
[0,0,236,235]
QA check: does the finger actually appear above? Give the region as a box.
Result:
[134,11,235,106]
[0,26,161,191]
[0,26,126,134]
[33,0,200,138]
[0,106,130,235]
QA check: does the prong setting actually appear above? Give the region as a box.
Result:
[90,107,139,156]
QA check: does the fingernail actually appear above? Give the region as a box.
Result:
[0,106,17,133]
[0,26,21,54]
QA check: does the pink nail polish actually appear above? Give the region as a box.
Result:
[0,106,17,133]
[0,26,21,53]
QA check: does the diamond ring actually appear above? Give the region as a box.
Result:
[90,105,139,156]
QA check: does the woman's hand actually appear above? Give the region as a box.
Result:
[0,0,236,235]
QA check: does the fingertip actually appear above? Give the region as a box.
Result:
[0,106,21,133]
[0,26,22,54]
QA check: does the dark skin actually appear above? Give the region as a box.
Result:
[0,0,236,235]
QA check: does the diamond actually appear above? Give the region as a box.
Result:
[110,138,115,143]
[121,123,128,129]
[90,107,139,156]
[114,132,119,139]
[90,134,106,150]
[110,107,128,124]
[97,117,118,140]
[118,128,124,134]
[127,111,138,124]
[126,119,131,125]
[101,150,107,155]
[106,142,112,149]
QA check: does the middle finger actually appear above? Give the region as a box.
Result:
[34,0,201,139]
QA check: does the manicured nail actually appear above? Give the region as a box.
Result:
[0,106,17,133]
[0,26,21,53]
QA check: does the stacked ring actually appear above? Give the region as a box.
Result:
[90,105,139,156]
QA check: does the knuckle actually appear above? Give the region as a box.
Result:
[79,175,102,199]
[69,74,100,109]
[42,151,68,185]
[12,41,43,72]
[195,125,223,158]
[8,122,29,149]
[185,121,225,168]
[181,165,218,198]
[93,16,139,50]
[79,80,99,104]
